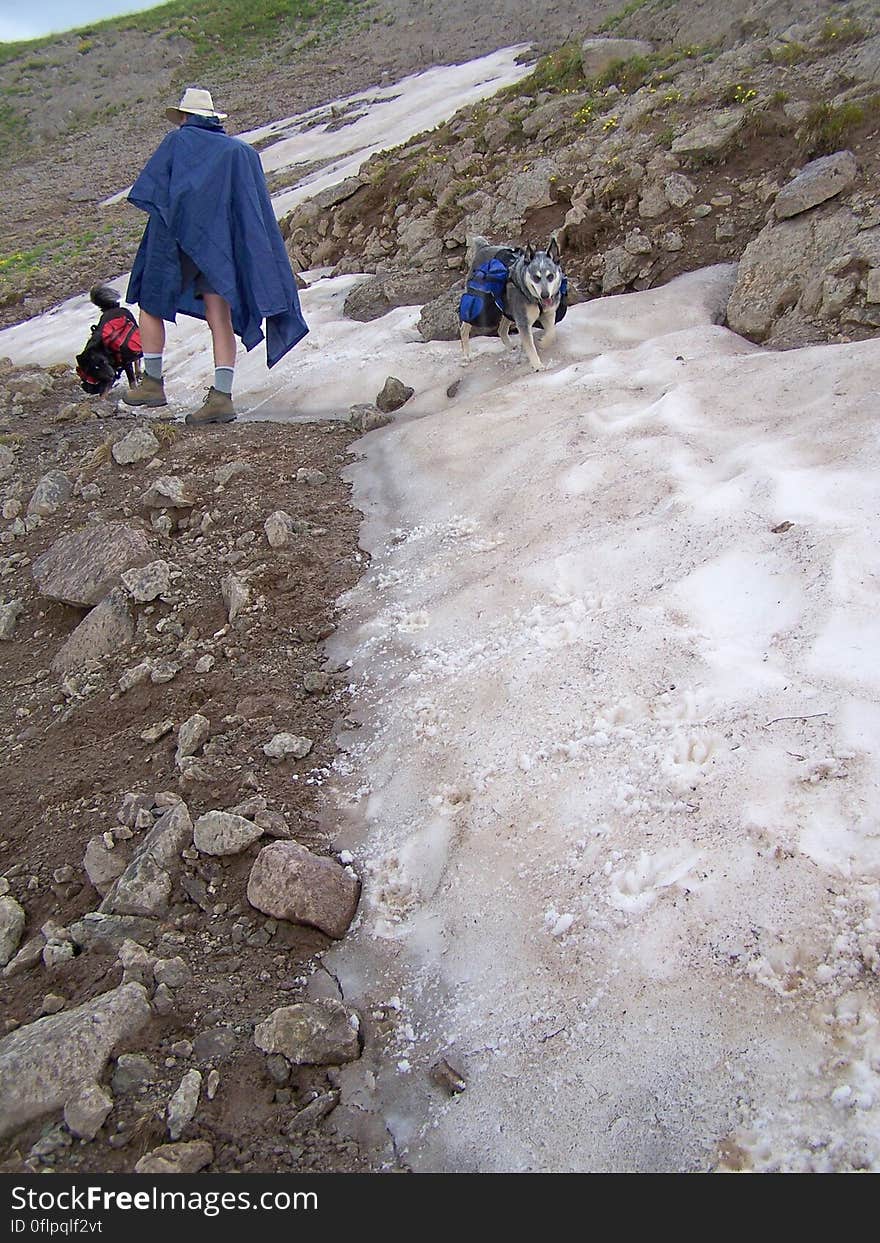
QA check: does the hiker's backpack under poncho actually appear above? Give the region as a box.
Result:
[75,307,142,395]
[458,247,569,330]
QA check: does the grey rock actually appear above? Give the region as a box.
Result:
[27,470,72,518]
[32,523,151,608]
[63,1082,113,1140]
[153,955,192,989]
[112,427,160,466]
[175,713,210,767]
[119,660,153,692]
[42,939,75,969]
[416,286,463,341]
[580,37,653,79]
[141,476,196,509]
[153,983,174,1015]
[135,1140,213,1174]
[51,589,134,674]
[312,175,365,211]
[167,1069,201,1140]
[286,1089,340,1132]
[262,732,313,761]
[0,599,24,641]
[303,671,331,694]
[68,913,157,953]
[193,811,263,856]
[222,573,249,624]
[2,933,45,978]
[343,272,446,322]
[254,1000,360,1066]
[296,467,327,486]
[0,982,151,1138]
[671,108,745,157]
[727,206,860,341]
[349,403,393,433]
[117,792,155,826]
[112,1052,158,1094]
[376,376,414,413]
[0,895,25,967]
[265,1052,290,1084]
[247,840,360,939]
[118,938,155,985]
[663,172,697,208]
[83,836,128,896]
[637,182,669,219]
[101,802,193,917]
[192,1026,237,1063]
[213,459,250,487]
[775,151,858,220]
[264,511,296,548]
[121,559,171,602]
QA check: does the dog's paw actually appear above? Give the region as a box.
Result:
[530,361,547,373]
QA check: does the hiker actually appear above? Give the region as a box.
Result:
[123,87,308,425]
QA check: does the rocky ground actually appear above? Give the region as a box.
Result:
[0,364,392,1173]
[284,0,880,349]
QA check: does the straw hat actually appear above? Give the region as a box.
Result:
[165,87,228,124]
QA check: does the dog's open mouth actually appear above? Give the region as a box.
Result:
[540,296,557,310]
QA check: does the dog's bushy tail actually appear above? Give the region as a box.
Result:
[90,284,122,311]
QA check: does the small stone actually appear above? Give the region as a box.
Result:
[140,719,174,744]
[167,1069,202,1140]
[175,713,210,767]
[194,811,263,856]
[265,1052,290,1084]
[119,661,153,692]
[375,376,414,413]
[63,1082,113,1140]
[286,1089,340,1132]
[349,403,392,433]
[112,427,160,466]
[153,983,174,1015]
[121,559,171,603]
[135,1140,213,1174]
[296,468,327,486]
[141,476,196,509]
[42,940,75,969]
[222,573,249,624]
[170,1039,193,1058]
[206,1069,220,1100]
[149,660,179,684]
[262,732,313,760]
[118,938,155,986]
[247,840,360,939]
[0,895,26,967]
[254,1000,361,1066]
[213,460,250,487]
[83,836,127,896]
[27,470,72,518]
[192,1026,237,1063]
[40,994,66,1016]
[194,654,215,673]
[431,1057,467,1095]
[112,1053,157,1094]
[153,956,192,988]
[0,600,24,641]
[303,671,331,694]
[264,511,297,548]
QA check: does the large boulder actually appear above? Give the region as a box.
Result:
[247,841,360,939]
[774,151,859,220]
[0,982,151,1138]
[726,205,860,341]
[193,811,263,857]
[417,286,464,342]
[51,589,134,674]
[0,896,25,967]
[32,523,151,608]
[343,272,447,322]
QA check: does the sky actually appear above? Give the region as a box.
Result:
[1,46,879,1174]
[0,1,165,43]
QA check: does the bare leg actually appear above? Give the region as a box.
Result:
[203,293,236,369]
[138,309,166,354]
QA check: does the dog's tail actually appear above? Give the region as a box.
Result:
[90,284,122,311]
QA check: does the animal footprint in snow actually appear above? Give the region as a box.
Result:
[608,847,701,915]
[663,730,722,793]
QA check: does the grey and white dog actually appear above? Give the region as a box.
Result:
[460,236,564,372]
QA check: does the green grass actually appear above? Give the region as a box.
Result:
[599,0,677,33]
[0,243,48,275]
[799,97,878,156]
[0,0,360,68]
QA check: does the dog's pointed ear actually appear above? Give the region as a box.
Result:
[524,241,535,262]
[547,236,560,262]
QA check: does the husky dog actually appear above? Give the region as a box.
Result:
[460,237,564,372]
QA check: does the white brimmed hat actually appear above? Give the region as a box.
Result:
[165,87,228,124]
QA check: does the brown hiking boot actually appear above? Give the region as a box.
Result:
[185,386,236,426]
[122,375,167,407]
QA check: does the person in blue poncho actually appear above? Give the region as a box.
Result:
[123,87,308,426]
